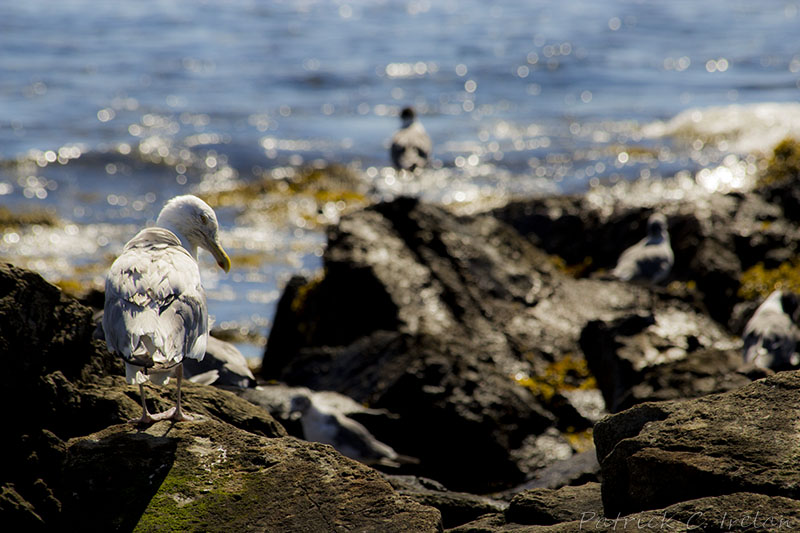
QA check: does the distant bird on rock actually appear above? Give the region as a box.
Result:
[611,212,674,284]
[103,195,231,424]
[390,106,431,172]
[742,290,800,371]
[290,393,416,468]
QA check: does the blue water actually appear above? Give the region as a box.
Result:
[2,0,800,357]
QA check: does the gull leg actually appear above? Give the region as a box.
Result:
[151,364,194,422]
[129,383,155,425]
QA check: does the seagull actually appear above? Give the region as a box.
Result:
[742,290,800,371]
[290,393,416,468]
[103,195,231,424]
[611,212,674,284]
[183,335,256,389]
[390,106,432,172]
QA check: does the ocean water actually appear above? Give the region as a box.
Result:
[2,0,800,358]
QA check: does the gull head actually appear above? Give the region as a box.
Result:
[156,195,231,272]
[646,213,668,239]
[400,106,416,128]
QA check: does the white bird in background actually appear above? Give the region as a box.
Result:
[290,393,416,468]
[390,106,432,172]
[611,212,674,284]
[743,290,800,371]
[103,195,231,424]
[184,335,256,389]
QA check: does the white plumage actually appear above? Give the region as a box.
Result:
[290,393,416,468]
[611,212,674,284]
[390,106,432,172]
[743,290,800,371]
[184,336,256,389]
[103,195,231,424]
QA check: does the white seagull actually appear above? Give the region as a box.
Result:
[103,195,231,424]
[390,106,432,172]
[290,393,416,468]
[611,212,674,284]
[743,290,800,371]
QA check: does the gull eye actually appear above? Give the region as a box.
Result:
[200,213,209,225]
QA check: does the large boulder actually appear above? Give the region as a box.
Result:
[594,370,800,516]
[62,419,442,532]
[261,198,656,491]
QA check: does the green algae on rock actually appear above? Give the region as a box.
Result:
[63,419,442,532]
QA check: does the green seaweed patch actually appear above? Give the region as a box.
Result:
[513,354,597,403]
[548,255,593,278]
[739,259,800,300]
[758,137,800,188]
[0,206,59,229]
[199,164,369,229]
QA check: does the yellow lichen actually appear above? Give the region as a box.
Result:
[290,273,324,314]
[739,259,800,300]
[512,354,597,403]
[758,137,800,187]
[548,255,593,278]
[563,428,594,453]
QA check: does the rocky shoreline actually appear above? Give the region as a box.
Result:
[4,143,800,531]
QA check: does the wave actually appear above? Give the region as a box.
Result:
[642,102,800,155]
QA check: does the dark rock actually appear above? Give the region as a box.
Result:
[595,371,800,516]
[0,484,46,531]
[580,307,743,412]
[504,482,603,525]
[278,330,557,491]
[62,419,442,532]
[448,492,800,532]
[613,348,752,411]
[260,198,673,491]
[498,449,600,496]
[386,474,507,529]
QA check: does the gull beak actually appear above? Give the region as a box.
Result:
[208,237,231,273]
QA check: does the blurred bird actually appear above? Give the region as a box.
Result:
[290,393,416,468]
[390,106,431,172]
[611,212,674,284]
[184,336,256,389]
[103,195,231,424]
[742,290,800,371]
